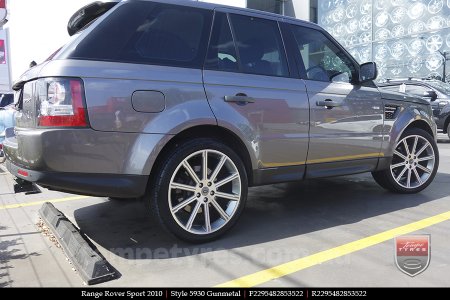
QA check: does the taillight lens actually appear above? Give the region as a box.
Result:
[38,78,88,127]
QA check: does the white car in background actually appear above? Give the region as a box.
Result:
[0,93,15,162]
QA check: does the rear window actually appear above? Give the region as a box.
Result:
[65,2,212,69]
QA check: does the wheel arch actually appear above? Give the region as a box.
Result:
[145,125,256,187]
[403,119,434,137]
[389,119,435,157]
[379,104,436,171]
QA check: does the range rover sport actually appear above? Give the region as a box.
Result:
[4,0,439,242]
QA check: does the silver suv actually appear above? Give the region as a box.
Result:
[4,0,439,242]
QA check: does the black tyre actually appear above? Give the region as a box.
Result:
[447,122,450,140]
[147,138,248,243]
[372,128,439,194]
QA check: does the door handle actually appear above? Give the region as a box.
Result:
[224,94,255,104]
[316,99,340,109]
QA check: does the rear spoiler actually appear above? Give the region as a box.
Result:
[67,0,120,36]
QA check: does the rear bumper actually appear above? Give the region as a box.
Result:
[5,159,148,198]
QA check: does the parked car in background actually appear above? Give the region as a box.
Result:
[0,93,16,162]
[3,0,439,242]
[378,79,450,138]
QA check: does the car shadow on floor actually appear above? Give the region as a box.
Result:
[73,172,450,260]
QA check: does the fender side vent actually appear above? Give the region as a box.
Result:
[385,105,399,120]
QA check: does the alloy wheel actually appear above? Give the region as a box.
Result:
[390,135,436,189]
[168,150,242,235]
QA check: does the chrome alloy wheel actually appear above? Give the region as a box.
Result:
[168,150,241,235]
[390,135,436,189]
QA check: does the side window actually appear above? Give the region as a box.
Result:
[289,25,356,83]
[67,2,212,68]
[229,14,289,77]
[205,13,239,72]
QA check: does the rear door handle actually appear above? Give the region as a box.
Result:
[224,94,255,104]
[316,99,340,109]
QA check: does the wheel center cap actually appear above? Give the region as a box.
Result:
[201,187,210,196]
[409,159,414,164]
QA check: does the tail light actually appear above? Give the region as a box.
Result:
[38,78,88,127]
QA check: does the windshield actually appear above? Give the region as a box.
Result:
[427,81,450,95]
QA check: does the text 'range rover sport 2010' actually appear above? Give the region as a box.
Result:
[4,0,439,243]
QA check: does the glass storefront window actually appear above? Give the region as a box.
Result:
[318,0,450,82]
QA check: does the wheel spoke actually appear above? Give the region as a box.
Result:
[417,155,434,162]
[403,139,411,156]
[203,203,211,233]
[394,150,407,160]
[391,162,406,169]
[411,136,418,155]
[183,161,200,185]
[186,200,202,231]
[171,196,197,214]
[210,155,227,183]
[406,169,412,188]
[413,168,423,185]
[202,150,208,181]
[170,182,196,192]
[396,166,408,182]
[215,191,240,201]
[417,164,432,174]
[216,173,239,188]
[211,199,230,221]
[416,142,430,156]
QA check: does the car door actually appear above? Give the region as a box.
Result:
[284,23,384,177]
[203,10,310,183]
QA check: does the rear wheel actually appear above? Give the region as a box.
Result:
[372,128,438,194]
[148,138,248,243]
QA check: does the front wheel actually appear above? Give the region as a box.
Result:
[372,128,439,194]
[148,138,248,243]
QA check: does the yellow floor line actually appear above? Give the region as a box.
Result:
[217,210,450,287]
[0,195,91,210]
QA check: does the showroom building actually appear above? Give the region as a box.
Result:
[318,0,450,82]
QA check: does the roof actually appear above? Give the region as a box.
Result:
[127,0,319,28]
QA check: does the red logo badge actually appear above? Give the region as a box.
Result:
[395,235,430,277]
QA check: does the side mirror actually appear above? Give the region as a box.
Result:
[422,90,438,102]
[359,62,378,83]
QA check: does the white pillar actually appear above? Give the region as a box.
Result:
[291,0,310,21]
[199,0,246,8]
